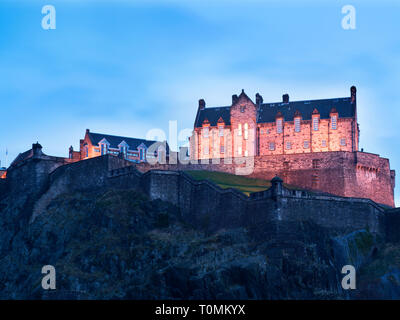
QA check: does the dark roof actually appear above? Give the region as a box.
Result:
[257,97,354,123]
[9,149,33,168]
[194,106,231,128]
[194,96,355,127]
[88,132,169,152]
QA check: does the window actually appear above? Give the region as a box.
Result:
[238,146,242,155]
[139,148,145,161]
[240,106,245,113]
[219,126,224,137]
[312,159,321,169]
[238,124,242,136]
[244,123,248,140]
[244,150,248,157]
[220,145,224,153]
[286,141,292,150]
[204,146,209,155]
[85,146,89,158]
[276,119,283,133]
[340,138,346,146]
[269,142,275,151]
[203,127,209,138]
[312,174,319,188]
[294,118,301,132]
[100,144,107,155]
[283,161,290,170]
[313,117,319,131]
[304,140,310,149]
[322,140,327,147]
[331,115,337,130]
[260,129,263,135]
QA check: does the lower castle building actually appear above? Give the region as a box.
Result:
[68,129,169,163]
[190,86,395,207]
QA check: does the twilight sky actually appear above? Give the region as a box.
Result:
[0,0,399,206]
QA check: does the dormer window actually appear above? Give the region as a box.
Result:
[276,119,283,133]
[313,117,319,131]
[331,115,337,130]
[100,144,107,155]
[294,118,301,132]
[139,148,145,161]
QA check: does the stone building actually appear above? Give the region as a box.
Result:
[69,129,169,163]
[189,86,395,207]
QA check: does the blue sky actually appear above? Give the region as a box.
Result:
[0,0,399,206]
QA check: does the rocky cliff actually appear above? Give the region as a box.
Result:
[0,186,399,299]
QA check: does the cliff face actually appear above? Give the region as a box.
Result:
[0,187,398,299]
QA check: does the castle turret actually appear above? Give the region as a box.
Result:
[32,142,43,159]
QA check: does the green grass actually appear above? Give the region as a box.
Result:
[184,170,272,196]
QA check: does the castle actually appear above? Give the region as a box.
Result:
[189,86,396,207]
[0,86,396,208]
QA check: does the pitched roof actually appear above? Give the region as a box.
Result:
[9,149,33,168]
[87,132,169,152]
[194,96,355,127]
[194,106,231,128]
[257,97,354,123]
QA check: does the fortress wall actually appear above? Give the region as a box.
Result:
[0,179,7,196]
[344,152,395,207]
[385,208,400,243]
[15,153,388,235]
[6,158,66,200]
[136,151,395,207]
[278,196,384,234]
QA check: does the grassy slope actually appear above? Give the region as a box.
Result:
[184,170,272,196]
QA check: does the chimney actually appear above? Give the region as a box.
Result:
[282,94,289,103]
[232,94,238,104]
[351,86,357,103]
[198,99,206,110]
[86,128,90,134]
[32,142,43,158]
[256,93,263,105]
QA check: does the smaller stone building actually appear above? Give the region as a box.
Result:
[69,129,169,163]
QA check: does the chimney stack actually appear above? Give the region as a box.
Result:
[198,99,206,110]
[256,93,263,105]
[282,94,289,104]
[351,86,357,103]
[32,142,43,158]
[232,94,238,104]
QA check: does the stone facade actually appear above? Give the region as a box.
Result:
[189,87,394,207]
[69,129,168,163]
